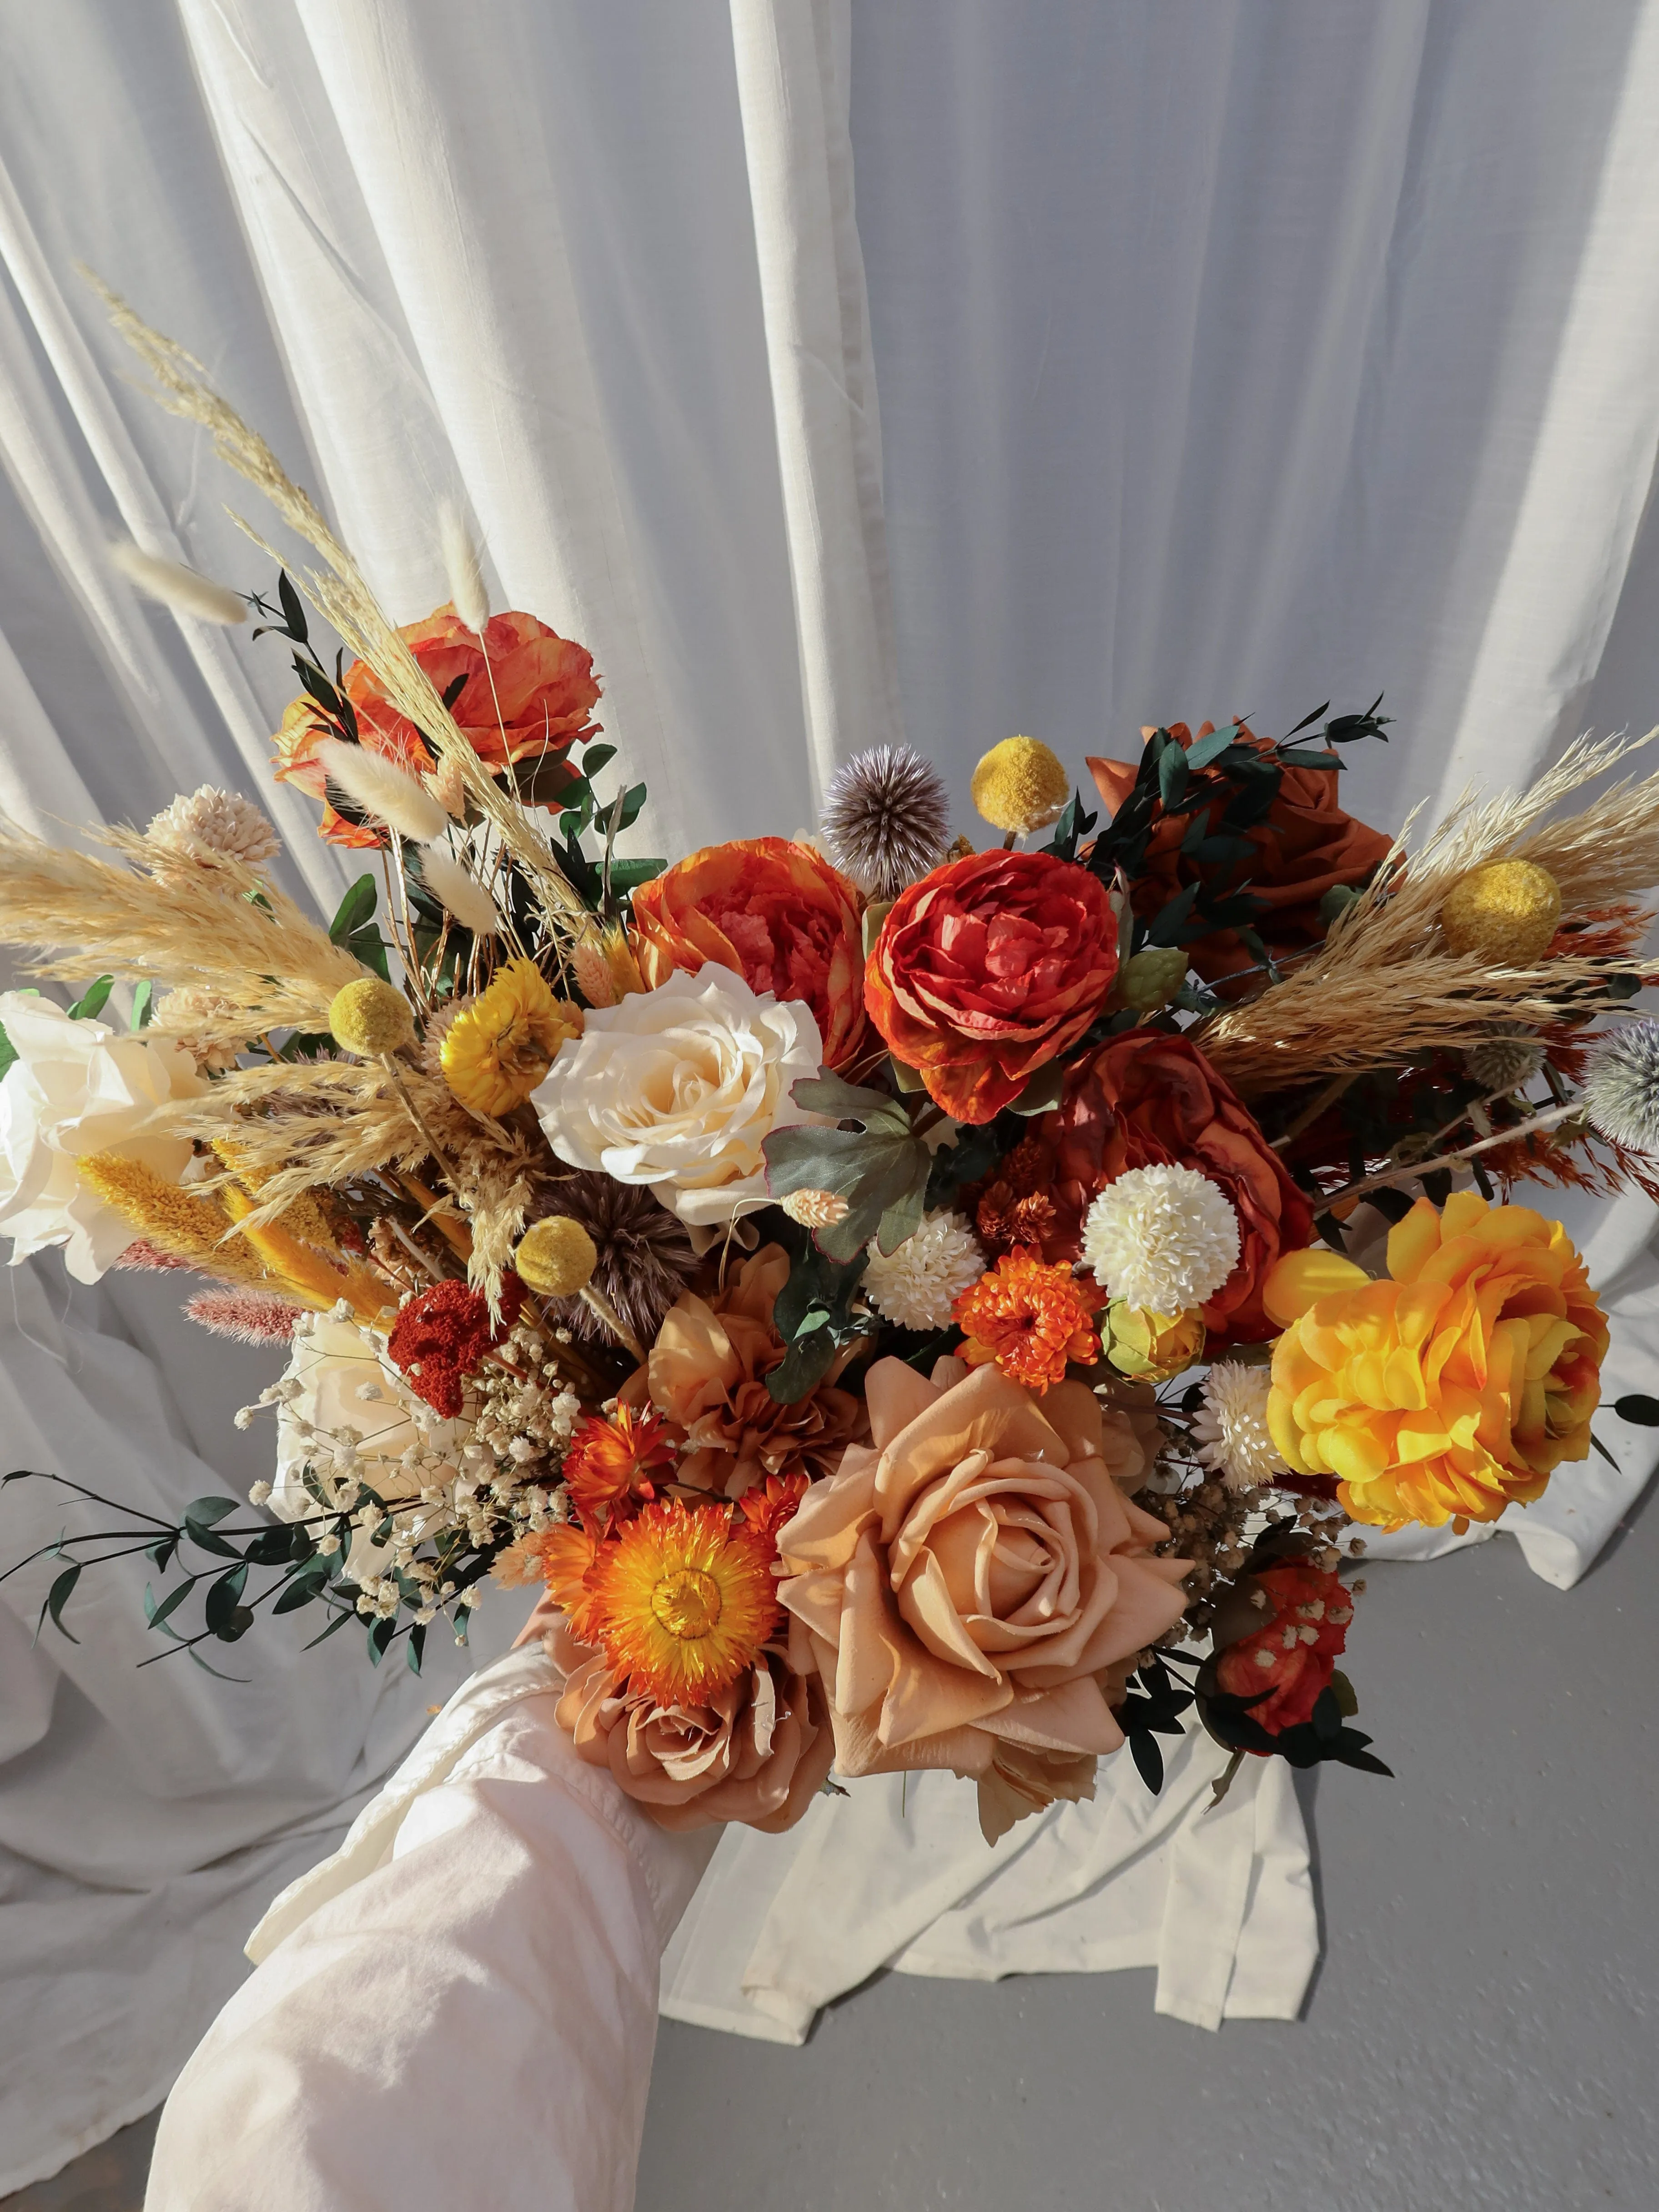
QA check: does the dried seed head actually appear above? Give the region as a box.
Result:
[819,744,952,899]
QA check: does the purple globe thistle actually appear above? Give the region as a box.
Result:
[819,744,952,900]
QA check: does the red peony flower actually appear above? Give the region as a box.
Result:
[386,1273,523,1418]
[1215,1561,1352,1735]
[274,605,602,847]
[864,850,1120,1122]
[630,837,867,1069]
[1003,1032,1312,1346]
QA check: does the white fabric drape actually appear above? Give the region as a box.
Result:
[2,0,1659,2196]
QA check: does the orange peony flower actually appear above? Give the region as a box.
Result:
[1087,721,1393,990]
[274,604,601,846]
[561,1404,677,1532]
[953,1252,1103,1393]
[630,837,868,1070]
[1263,1191,1608,1531]
[1215,1561,1352,1736]
[864,849,1120,1122]
[585,1496,781,1705]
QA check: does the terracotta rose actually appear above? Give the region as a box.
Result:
[1088,721,1392,989]
[532,1610,834,1833]
[864,849,1120,1123]
[274,604,601,846]
[630,837,868,1070]
[637,1243,865,1496]
[1031,1032,1312,1346]
[777,1357,1190,1842]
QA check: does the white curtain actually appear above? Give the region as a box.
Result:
[3,0,1659,2189]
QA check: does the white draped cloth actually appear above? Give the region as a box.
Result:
[4,0,1659,2199]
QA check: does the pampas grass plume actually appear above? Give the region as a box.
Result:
[110,539,245,625]
[439,499,490,634]
[312,736,448,843]
[420,843,500,936]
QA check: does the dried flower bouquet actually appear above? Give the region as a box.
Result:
[5,291,1659,1845]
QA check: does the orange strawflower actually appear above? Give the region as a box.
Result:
[508,1523,608,1645]
[587,1497,780,1704]
[737,1470,810,1551]
[953,1251,1102,1394]
[562,1404,677,1532]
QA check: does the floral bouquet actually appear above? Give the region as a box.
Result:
[5,289,1659,1845]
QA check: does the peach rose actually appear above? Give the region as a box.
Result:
[630,837,868,1070]
[530,1611,833,1833]
[1263,1191,1607,1531]
[274,604,600,845]
[777,1357,1190,1840]
[638,1243,865,1496]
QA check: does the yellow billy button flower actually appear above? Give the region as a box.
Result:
[440,958,582,1116]
[588,1498,781,1704]
[970,735,1071,836]
[1438,859,1562,965]
[1262,1191,1607,1533]
[329,977,416,1058]
[513,1214,597,1297]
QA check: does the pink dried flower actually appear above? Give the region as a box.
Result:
[184,1289,305,1346]
[115,1239,197,1273]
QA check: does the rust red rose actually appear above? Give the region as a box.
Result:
[976,1032,1312,1346]
[1087,721,1392,990]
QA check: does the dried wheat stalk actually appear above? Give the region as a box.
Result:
[0,828,364,1031]
[1198,729,1659,1096]
[88,274,592,944]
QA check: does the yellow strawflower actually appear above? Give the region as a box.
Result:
[1438,860,1561,965]
[587,1498,779,1703]
[970,736,1071,836]
[440,958,581,1116]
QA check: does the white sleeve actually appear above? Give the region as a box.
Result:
[144,1683,716,2212]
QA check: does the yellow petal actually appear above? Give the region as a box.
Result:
[1385,1197,1444,1283]
[1263,1247,1371,1328]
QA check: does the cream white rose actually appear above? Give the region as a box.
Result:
[271,1312,468,1580]
[0,991,205,1282]
[531,966,825,1227]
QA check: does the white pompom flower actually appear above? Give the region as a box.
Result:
[1080,1163,1240,1312]
[1191,1361,1287,1491]
[862,1210,985,1330]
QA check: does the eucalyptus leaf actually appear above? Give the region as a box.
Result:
[66,976,114,1022]
[329,875,378,945]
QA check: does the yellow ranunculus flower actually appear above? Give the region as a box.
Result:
[1104,1301,1206,1382]
[1262,1191,1606,1532]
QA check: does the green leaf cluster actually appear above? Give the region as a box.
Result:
[762,1072,931,1264]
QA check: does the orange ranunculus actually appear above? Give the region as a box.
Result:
[1214,1561,1352,1735]
[1087,722,1392,990]
[1263,1191,1608,1532]
[864,850,1120,1122]
[979,1032,1311,1346]
[273,604,601,846]
[777,1357,1186,1842]
[630,837,868,1070]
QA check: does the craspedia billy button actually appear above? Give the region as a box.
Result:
[970,736,1071,836]
[1438,860,1561,965]
[328,976,416,1058]
[514,1215,598,1297]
